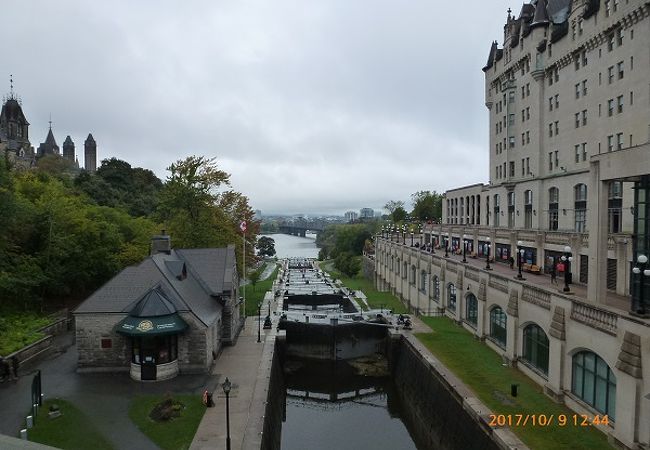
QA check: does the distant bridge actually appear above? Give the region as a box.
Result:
[278,219,325,237]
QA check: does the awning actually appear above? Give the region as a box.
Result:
[115,313,188,336]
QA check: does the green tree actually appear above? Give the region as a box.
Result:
[384,200,405,215]
[411,190,443,221]
[391,206,407,222]
[248,269,261,291]
[257,236,276,257]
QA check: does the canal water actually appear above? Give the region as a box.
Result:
[266,232,419,450]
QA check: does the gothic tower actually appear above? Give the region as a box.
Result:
[37,124,60,157]
[84,133,96,172]
[62,135,75,161]
[0,76,34,162]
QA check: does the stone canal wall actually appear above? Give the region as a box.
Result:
[390,334,525,450]
[260,337,285,450]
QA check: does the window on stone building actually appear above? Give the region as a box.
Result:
[608,181,623,233]
[433,276,440,301]
[101,338,113,349]
[549,187,559,230]
[575,184,588,232]
[522,324,549,375]
[489,307,507,347]
[524,190,533,229]
[466,294,478,326]
[420,270,427,292]
[572,351,616,419]
[447,283,457,312]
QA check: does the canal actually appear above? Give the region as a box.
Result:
[264,233,420,450]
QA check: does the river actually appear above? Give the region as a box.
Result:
[260,233,320,259]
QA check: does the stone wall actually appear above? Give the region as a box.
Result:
[362,255,374,280]
[75,314,129,369]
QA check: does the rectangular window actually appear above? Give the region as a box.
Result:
[526,157,530,174]
[607,135,614,152]
[509,136,515,148]
[509,161,515,177]
[526,107,530,120]
[607,35,614,51]
[526,131,530,144]
[526,83,530,96]
[582,80,587,96]
[575,83,580,98]
[605,0,611,16]
[631,56,634,70]
[555,94,559,108]
[549,123,553,137]
[549,97,553,111]
[617,133,624,150]
[617,61,624,79]
[608,66,614,83]
[521,86,525,99]
[617,95,623,113]
[575,144,581,163]
[616,28,623,46]
[509,91,515,103]
[508,114,515,126]
[522,133,525,146]
[582,109,587,126]
[608,99,614,116]
[555,121,559,135]
[575,113,580,128]
[548,152,553,170]
[630,91,634,105]
[575,58,580,71]
[582,50,587,66]
[555,150,559,167]
[582,143,587,161]
[522,158,525,176]
[101,338,113,349]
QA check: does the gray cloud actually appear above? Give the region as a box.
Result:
[3,0,514,215]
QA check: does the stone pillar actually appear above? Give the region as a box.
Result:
[506,289,519,363]
[614,331,643,447]
[587,163,609,305]
[546,306,566,401]
[476,279,487,338]
[615,237,629,296]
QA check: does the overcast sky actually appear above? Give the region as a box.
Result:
[3,0,515,215]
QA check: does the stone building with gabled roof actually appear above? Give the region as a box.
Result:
[74,233,241,381]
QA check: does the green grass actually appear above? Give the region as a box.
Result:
[416,317,612,450]
[244,263,280,316]
[0,312,51,355]
[319,260,408,313]
[29,398,114,450]
[129,395,205,450]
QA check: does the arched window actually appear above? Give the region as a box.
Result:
[432,276,440,300]
[507,192,516,228]
[420,270,427,292]
[396,258,400,275]
[466,294,478,325]
[574,184,588,232]
[572,351,616,418]
[403,261,408,279]
[548,187,559,230]
[489,307,507,347]
[411,265,417,285]
[390,256,394,272]
[447,284,457,311]
[522,324,549,374]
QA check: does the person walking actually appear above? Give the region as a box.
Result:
[509,256,515,270]
[550,262,557,285]
[10,356,19,381]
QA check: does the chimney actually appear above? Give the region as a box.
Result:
[151,230,171,255]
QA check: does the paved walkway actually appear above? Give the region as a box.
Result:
[190,316,276,450]
[405,245,630,312]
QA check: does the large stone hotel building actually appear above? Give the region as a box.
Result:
[375,1,650,447]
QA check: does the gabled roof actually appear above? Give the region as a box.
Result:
[44,128,57,145]
[74,246,236,327]
[129,285,178,317]
[482,41,499,72]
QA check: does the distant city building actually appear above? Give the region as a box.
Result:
[344,211,359,222]
[254,210,262,220]
[84,133,97,172]
[0,80,96,171]
[360,208,374,218]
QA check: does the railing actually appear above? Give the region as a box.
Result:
[570,301,618,335]
[447,262,457,273]
[465,267,480,282]
[521,286,551,310]
[488,277,509,293]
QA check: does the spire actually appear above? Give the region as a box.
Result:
[48,113,52,130]
[9,74,13,97]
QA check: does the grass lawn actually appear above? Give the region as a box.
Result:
[129,394,205,450]
[416,317,612,450]
[0,311,51,355]
[29,398,114,450]
[244,263,280,316]
[319,260,408,313]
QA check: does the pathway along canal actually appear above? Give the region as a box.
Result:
[265,233,420,450]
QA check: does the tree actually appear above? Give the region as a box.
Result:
[257,236,276,257]
[248,269,261,291]
[384,200,405,215]
[411,190,443,221]
[391,206,407,223]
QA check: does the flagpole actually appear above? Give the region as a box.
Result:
[243,230,246,323]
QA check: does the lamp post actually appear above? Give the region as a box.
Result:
[419,225,423,247]
[561,245,572,292]
[222,377,232,450]
[257,302,262,342]
[485,237,492,270]
[410,230,414,247]
[632,254,649,315]
[402,225,406,245]
[462,234,468,263]
[516,240,526,280]
[444,233,449,258]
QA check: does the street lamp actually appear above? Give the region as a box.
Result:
[516,241,526,280]
[462,234,468,263]
[419,225,423,247]
[632,254,649,315]
[257,302,262,342]
[222,377,232,450]
[410,230,414,247]
[485,237,492,270]
[402,225,406,245]
[561,245,572,292]
[444,233,449,258]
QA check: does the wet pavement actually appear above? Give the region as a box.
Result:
[0,332,220,450]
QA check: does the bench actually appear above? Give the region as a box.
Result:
[522,263,542,274]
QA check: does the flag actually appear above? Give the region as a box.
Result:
[240,221,247,233]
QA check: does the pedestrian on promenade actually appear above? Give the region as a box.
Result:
[0,358,8,382]
[550,263,557,285]
[10,356,19,380]
[509,256,515,270]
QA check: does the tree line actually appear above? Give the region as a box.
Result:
[0,154,257,312]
